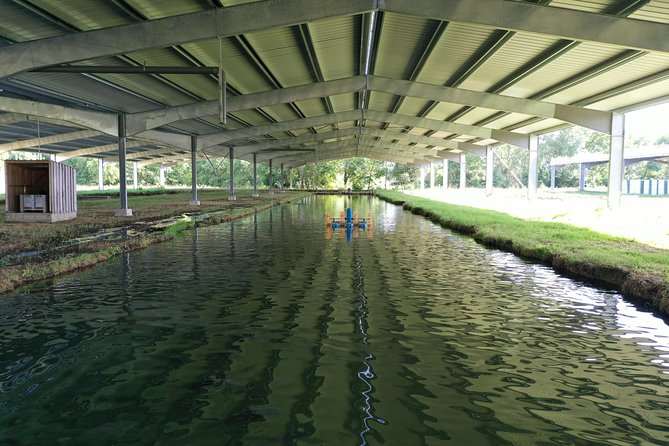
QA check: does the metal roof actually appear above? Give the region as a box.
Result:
[0,0,668,167]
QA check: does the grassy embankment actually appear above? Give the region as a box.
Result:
[377,190,669,315]
[0,189,309,294]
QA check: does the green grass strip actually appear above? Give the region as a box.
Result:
[376,190,669,314]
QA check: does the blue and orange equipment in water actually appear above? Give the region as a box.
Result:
[325,208,372,240]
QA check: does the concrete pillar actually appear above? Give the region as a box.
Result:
[289,168,293,189]
[419,166,425,189]
[485,146,494,197]
[115,114,132,217]
[252,153,259,198]
[280,162,285,193]
[430,162,435,188]
[133,161,138,190]
[608,113,625,209]
[268,159,274,195]
[442,158,448,189]
[579,163,587,191]
[550,165,556,189]
[527,134,538,201]
[459,153,466,189]
[159,163,165,188]
[98,158,104,191]
[190,135,200,205]
[228,147,236,201]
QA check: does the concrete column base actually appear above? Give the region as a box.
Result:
[115,208,133,217]
[228,196,237,201]
[268,191,275,195]
[189,200,200,206]
[252,193,259,198]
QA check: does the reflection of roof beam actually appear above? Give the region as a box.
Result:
[0,0,375,79]
[0,130,102,154]
[57,140,146,160]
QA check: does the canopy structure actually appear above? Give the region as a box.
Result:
[1,0,668,211]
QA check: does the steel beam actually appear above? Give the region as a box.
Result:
[127,76,367,135]
[369,76,613,134]
[57,140,146,160]
[384,0,669,53]
[0,129,102,154]
[528,135,538,201]
[0,0,376,79]
[608,114,625,209]
[190,135,199,205]
[115,114,132,217]
[0,96,117,135]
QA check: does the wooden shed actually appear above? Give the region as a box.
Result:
[4,160,77,222]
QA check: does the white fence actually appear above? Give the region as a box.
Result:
[623,179,669,195]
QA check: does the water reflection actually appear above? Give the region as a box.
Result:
[0,196,668,445]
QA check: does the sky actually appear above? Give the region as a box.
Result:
[624,101,669,141]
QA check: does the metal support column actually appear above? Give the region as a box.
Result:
[485,146,494,197]
[133,161,138,190]
[579,164,587,191]
[550,166,556,189]
[190,135,200,205]
[459,153,466,189]
[442,158,448,189]
[280,163,285,193]
[430,162,435,189]
[528,135,538,201]
[252,153,259,198]
[289,168,293,189]
[268,159,274,195]
[98,158,104,191]
[228,147,236,201]
[159,163,166,188]
[419,166,425,189]
[608,113,625,209]
[115,114,132,217]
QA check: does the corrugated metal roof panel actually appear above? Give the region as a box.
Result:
[396,96,431,117]
[367,91,396,113]
[546,53,669,105]
[547,0,613,13]
[245,26,314,87]
[459,31,563,93]
[29,0,130,30]
[183,39,274,94]
[309,16,360,80]
[589,78,669,110]
[373,13,440,80]
[0,0,65,40]
[414,23,497,87]
[124,0,206,19]
[629,1,669,24]
[503,41,622,99]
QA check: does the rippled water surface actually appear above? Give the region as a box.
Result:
[2,196,669,445]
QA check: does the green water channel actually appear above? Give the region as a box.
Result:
[1,195,669,445]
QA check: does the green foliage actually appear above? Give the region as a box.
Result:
[376,190,669,299]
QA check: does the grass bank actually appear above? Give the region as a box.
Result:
[0,189,310,294]
[377,190,669,315]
